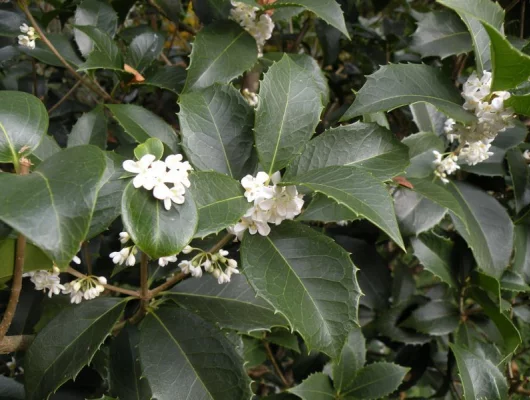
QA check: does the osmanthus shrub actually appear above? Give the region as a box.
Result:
[1,0,530,399]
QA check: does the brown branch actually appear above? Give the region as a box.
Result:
[0,335,34,354]
[67,267,140,298]
[47,80,82,114]
[264,340,289,387]
[0,159,31,341]
[289,16,312,52]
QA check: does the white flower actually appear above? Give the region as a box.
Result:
[20,23,30,33]
[178,260,192,274]
[523,150,530,161]
[433,151,460,184]
[182,245,193,254]
[158,254,178,267]
[123,154,156,188]
[459,141,494,166]
[144,160,171,193]
[97,276,107,285]
[163,185,186,210]
[25,269,65,297]
[217,271,231,284]
[20,23,36,39]
[241,171,273,202]
[18,35,35,49]
[230,1,274,56]
[72,255,81,265]
[119,231,131,244]
[462,71,492,110]
[109,246,137,266]
[190,264,203,277]
[165,154,193,173]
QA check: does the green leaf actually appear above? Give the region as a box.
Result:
[68,107,107,149]
[447,182,513,279]
[0,91,48,167]
[74,25,123,71]
[288,373,334,400]
[20,34,84,67]
[402,131,444,179]
[0,146,107,267]
[340,64,475,124]
[0,10,24,37]
[139,305,252,400]
[410,10,472,59]
[241,221,361,358]
[297,193,357,223]
[106,104,179,152]
[0,376,24,400]
[31,134,61,163]
[167,273,289,333]
[507,149,530,214]
[410,232,456,287]
[134,138,164,161]
[271,0,349,39]
[401,300,459,335]
[394,188,446,236]
[140,65,186,94]
[506,93,530,116]
[500,270,530,292]
[332,327,366,393]
[513,225,530,283]
[254,54,323,175]
[184,20,258,91]
[0,239,53,284]
[242,335,267,368]
[179,84,255,179]
[121,182,198,259]
[126,32,164,73]
[341,362,408,400]
[436,0,504,32]
[450,343,508,400]
[24,298,127,400]
[410,103,448,136]
[285,122,409,181]
[283,166,405,250]
[461,15,492,72]
[188,171,249,238]
[74,0,118,57]
[87,152,128,239]
[110,325,152,400]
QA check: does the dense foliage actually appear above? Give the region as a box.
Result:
[2,0,530,399]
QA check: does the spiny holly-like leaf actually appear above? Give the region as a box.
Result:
[0,146,107,267]
[410,232,456,287]
[138,305,252,400]
[332,327,366,393]
[410,10,472,59]
[126,32,164,73]
[106,104,179,152]
[436,0,504,31]
[288,373,334,400]
[341,64,475,124]
[460,15,492,72]
[74,25,123,71]
[0,91,48,166]
[0,239,53,284]
[189,171,249,238]
[513,225,530,284]
[167,273,289,333]
[285,122,409,181]
[68,106,107,149]
[447,182,513,279]
[74,0,117,57]
[140,65,187,94]
[179,84,256,179]
[450,343,508,400]
[121,182,198,259]
[24,298,127,400]
[241,221,361,359]
[184,20,258,91]
[283,166,405,250]
[401,300,459,335]
[254,54,323,175]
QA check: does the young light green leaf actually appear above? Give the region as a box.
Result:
[254,54,323,175]
[74,25,123,71]
[450,343,509,400]
[24,298,127,400]
[139,306,252,400]
[340,362,408,400]
[188,171,249,238]
[179,84,256,179]
[288,373,334,400]
[283,166,405,250]
[134,138,164,161]
[507,149,530,214]
[285,122,409,181]
[184,20,258,91]
[74,0,117,56]
[121,182,198,259]
[0,239,53,284]
[0,146,107,267]
[68,106,107,149]
[447,182,513,279]
[341,64,475,124]
[166,273,289,333]
[332,327,366,393]
[126,32,164,73]
[410,10,472,59]
[106,104,179,152]
[241,221,361,359]
[410,232,456,287]
[401,300,459,335]
[0,91,48,167]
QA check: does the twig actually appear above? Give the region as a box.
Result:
[47,80,82,114]
[160,52,172,66]
[0,159,31,341]
[67,267,140,297]
[264,340,289,387]
[0,335,34,354]
[290,16,311,52]
[208,233,235,254]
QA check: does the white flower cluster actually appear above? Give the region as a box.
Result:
[63,275,107,304]
[435,71,515,183]
[230,1,274,56]
[23,266,65,298]
[18,23,37,49]
[178,246,240,284]
[123,153,193,211]
[229,171,304,239]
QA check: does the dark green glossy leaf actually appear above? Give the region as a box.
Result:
[241,221,361,358]
[184,20,258,91]
[31,134,61,163]
[410,103,447,136]
[500,270,530,292]
[394,188,446,236]
[106,104,179,152]
[289,373,334,400]
[139,306,252,400]
[179,84,255,179]
[296,193,357,223]
[140,65,186,94]
[167,273,289,333]
[121,182,198,259]
[286,122,409,181]
[68,106,107,149]
[0,239,53,284]
[126,32,164,73]
[0,10,24,37]
[254,54,323,175]
[24,298,127,400]
[401,300,459,335]
[151,0,181,22]
[402,131,444,179]
[75,25,123,71]
[20,34,84,67]
[0,91,48,166]
[341,362,408,400]
[513,225,530,283]
[0,146,107,266]
[341,64,475,124]
[437,0,504,31]
[332,327,366,393]
[461,15,492,72]
[189,171,249,238]
[74,0,118,56]
[411,232,456,287]
[0,376,24,400]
